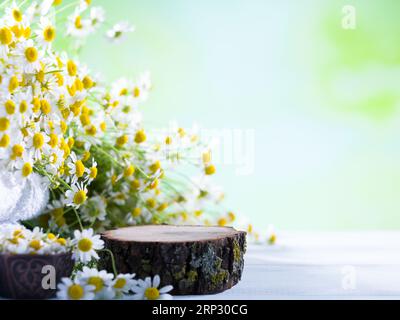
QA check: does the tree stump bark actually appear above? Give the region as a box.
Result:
[99,225,246,295]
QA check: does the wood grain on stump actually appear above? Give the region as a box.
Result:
[100,225,246,295]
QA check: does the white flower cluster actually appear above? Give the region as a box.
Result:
[0,0,231,236]
[58,269,173,300]
[0,224,69,254]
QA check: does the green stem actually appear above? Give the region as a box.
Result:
[101,249,118,277]
[72,207,84,231]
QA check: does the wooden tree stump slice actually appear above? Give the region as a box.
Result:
[99,225,247,295]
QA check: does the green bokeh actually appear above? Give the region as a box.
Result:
[59,0,400,231]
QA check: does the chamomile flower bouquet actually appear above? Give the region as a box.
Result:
[0,0,238,237]
[0,0,256,300]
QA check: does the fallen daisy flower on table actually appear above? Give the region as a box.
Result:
[132,275,173,300]
[57,277,96,301]
[57,270,173,300]
[76,267,115,300]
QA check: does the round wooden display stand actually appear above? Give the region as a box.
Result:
[100,225,246,295]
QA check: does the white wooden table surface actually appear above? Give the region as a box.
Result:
[177,231,400,300]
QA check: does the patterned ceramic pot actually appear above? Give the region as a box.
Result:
[0,253,74,299]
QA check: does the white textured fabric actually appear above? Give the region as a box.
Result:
[0,172,49,223]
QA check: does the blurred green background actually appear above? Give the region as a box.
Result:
[67,0,400,231]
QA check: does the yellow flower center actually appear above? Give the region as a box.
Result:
[146,198,156,209]
[88,277,104,293]
[40,99,51,114]
[67,60,77,77]
[202,151,212,164]
[68,137,75,148]
[218,218,227,227]
[57,238,67,246]
[32,97,40,113]
[33,133,44,149]
[73,190,87,205]
[5,100,15,115]
[124,165,135,177]
[194,210,203,217]
[43,26,56,42]
[90,166,98,179]
[68,284,84,300]
[12,9,22,22]
[47,233,56,240]
[75,160,85,178]
[0,27,12,45]
[74,16,83,29]
[119,88,128,96]
[9,76,19,93]
[12,144,24,158]
[131,208,142,218]
[82,76,93,89]
[50,153,58,164]
[19,100,28,113]
[0,134,10,147]
[49,133,58,148]
[133,87,140,98]
[25,47,38,63]
[149,161,161,173]
[134,130,146,144]
[77,238,92,252]
[0,118,10,131]
[29,239,41,250]
[60,120,68,134]
[113,278,126,289]
[205,165,216,176]
[144,287,160,300]
[116,135,128,147]
[80,113,90,126]
[131,179,140,190]
[85,125,97,136]
[82,151,91,162]
[100,121,106,132]
[22,163,33,177]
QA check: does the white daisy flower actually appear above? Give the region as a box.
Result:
[15,40,43,74]
[71,228,104,263]
[90,7,105,28]
[57,278,95,300]
[81,194,107,223]
[14,151,35,183]
[46,147,64,175]
[5,1,26,25]
[126,207,152,225]
[25,127,50,161]
[66,7,93,38]
[84,159,98,183]
[67,152,88,183]
[112,273,137,298]
[106,22,134,44]
[77,267,115,300]
[65,182,88,208]
[36,17,56,49]
[132,275,173,300]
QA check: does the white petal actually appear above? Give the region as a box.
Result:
[159,285,173,294]
[153,275,160,288]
